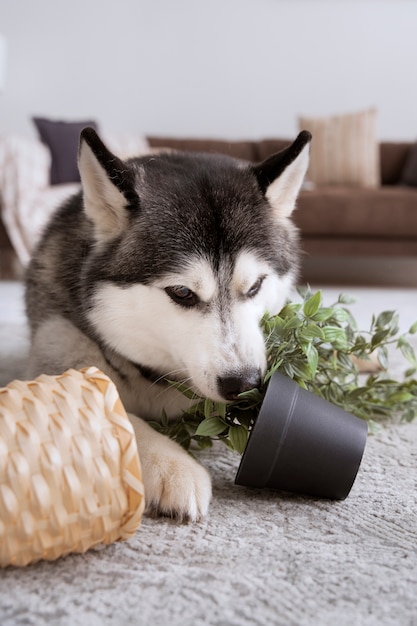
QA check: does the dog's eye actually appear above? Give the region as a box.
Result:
[165,286,199,307]
[246,276,265,298]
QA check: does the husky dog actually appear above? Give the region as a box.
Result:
[25,128,311,521]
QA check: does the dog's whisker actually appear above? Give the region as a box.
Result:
[144,368,192,392]
[151,374,204,413]
[152,374,194,402]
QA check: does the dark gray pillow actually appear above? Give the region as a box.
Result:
[33,117,98,185]
[400,142,417,186]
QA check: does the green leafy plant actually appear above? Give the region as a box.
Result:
[150,288,417,454]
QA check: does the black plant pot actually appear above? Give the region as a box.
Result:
[235,372,368,500]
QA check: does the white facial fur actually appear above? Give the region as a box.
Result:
[88,251,294,403]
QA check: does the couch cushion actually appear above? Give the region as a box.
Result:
[298,109,380,188]
[380,142,412,185]
[147,136,257,161]
[399,142,417,187]
[33,117,98,185]
[294,186,417,238]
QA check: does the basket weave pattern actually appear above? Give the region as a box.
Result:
[0,367,145,567]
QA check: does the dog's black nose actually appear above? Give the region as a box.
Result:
[217,370,262,402]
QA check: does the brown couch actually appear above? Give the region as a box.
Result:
[148,136,417,257]
[2,135,416,280]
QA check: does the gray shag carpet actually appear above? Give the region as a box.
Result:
[1,282,417,626]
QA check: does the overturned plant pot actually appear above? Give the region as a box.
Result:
[235,372,368,500]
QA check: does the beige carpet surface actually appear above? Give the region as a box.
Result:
[0,282,416,626]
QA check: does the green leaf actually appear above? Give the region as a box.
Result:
[196,437,213,450]
[377,345,389,370]
[347,386,369,400]
[291,360,314,380]
[195,417,227,437]
[303,291,322,317]
[337,351,356,370]
[279,303,302,319]
[342,307,359,330]
[398,337,417,366]
[388,391,416,404]
[371,329,391,349]
[306,344,319,378]
[204,397,213,419]
[375,310,396,328]
[300,323,326,341]
[282,362,294,378]
[297,285,312,300]
[311,307,335,322]
[409,320,417,335]
[228,425,249,454]
[269,315,285,330]
[352,335,369,352]
[215,401,227,419]
[402,408,417,423]
[367,420,382,434]
[322,326,348,347]
[284,316,304,330]
[330,308,350,323]
[337,293,357,304]
[263,359,283,384]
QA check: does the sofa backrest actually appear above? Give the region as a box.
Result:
[147,136,294,163]
[255,140,414,185]
[147,136,414,186]
[379,142,412,185]
[147,136,258,161]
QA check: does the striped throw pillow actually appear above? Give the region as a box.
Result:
[298,109,380,187]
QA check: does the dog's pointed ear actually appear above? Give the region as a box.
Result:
[78,127,139,240]
[252,131,311,217]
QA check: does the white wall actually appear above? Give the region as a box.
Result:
[0,0,416,140]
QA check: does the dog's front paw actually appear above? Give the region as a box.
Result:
[128,414,212,522]
[143,449,212,522]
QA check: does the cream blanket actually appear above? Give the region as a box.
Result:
[0,133,149,265]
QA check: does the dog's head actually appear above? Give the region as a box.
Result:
[78,129,311,403]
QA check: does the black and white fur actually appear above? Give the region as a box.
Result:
[25,128,311,521]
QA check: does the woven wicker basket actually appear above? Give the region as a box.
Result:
[0,367,145,567]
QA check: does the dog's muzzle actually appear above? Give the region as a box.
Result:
[217,369,262,402]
